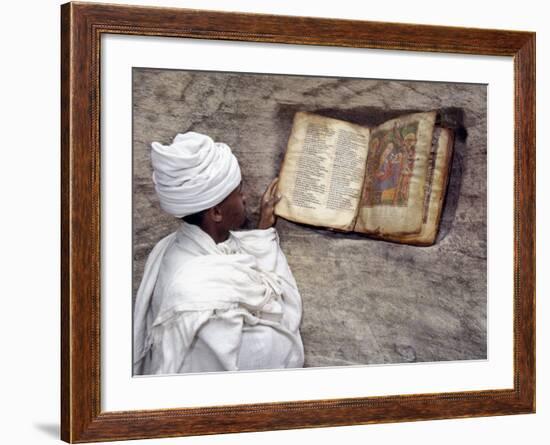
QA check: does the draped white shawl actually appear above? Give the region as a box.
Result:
[133,222,304,375]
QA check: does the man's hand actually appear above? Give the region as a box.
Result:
[257,177,282,229]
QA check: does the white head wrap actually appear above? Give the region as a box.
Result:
[151,132,242,217]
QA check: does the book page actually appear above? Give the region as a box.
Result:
[354,111,437,236]
[275,112,370,231]
[384,128,454,245]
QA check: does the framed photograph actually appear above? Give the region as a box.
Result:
[61,1,535,442]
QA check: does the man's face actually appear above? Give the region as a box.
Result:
[218,181,248,230]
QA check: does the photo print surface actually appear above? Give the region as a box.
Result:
[132,68,487,376]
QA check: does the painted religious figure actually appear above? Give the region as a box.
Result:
[364,122,419,207]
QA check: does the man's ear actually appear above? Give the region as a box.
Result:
[209,205,223,223]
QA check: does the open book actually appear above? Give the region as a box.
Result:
[274,111,454,245]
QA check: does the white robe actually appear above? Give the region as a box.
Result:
[133,221,304,375]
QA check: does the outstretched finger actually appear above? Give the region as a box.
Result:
[268,192,282,204]
[267,177,279,195]
[272,181,281,200]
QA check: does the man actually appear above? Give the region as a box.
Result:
[133,132,304,375]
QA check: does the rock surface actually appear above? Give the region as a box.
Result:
[132,68,487,367]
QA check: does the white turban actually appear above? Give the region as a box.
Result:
[151,132,242,217]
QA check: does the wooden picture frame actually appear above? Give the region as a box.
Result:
[61,1,535,442]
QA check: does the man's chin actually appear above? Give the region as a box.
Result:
[239,214,252,230]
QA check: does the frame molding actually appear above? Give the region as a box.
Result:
[61,2,535,442]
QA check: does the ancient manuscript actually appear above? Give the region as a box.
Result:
[275,111,454,245]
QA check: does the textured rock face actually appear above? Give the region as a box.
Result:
[132,68,487,367]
